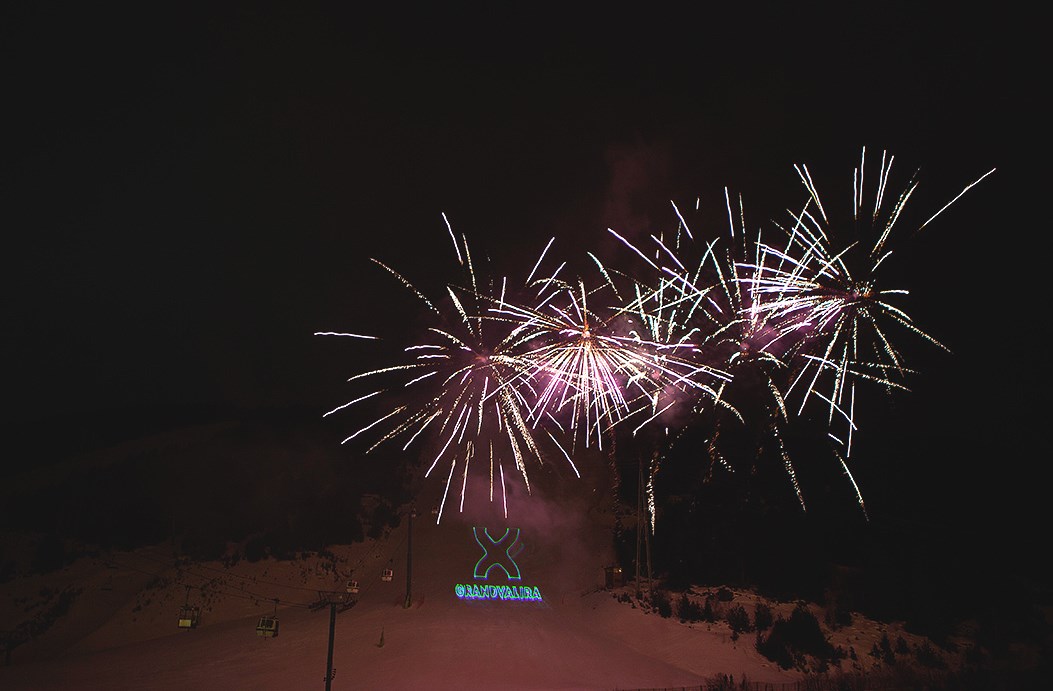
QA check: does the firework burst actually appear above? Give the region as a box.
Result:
[491,235,731,455]
[319,218,573,523]
[602,195,821,521]
[317,149,993,528]
[740,148,994,461]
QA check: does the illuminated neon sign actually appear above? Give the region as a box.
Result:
[473,527,523,580]
[455,527,543,603]
[454,583,543,601]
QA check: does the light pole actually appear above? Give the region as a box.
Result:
[635,453,653,599]
[404,506,416,609]
[635,454,642,599]
[324,599,336,691]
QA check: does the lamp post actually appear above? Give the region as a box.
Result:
[324,600,336,691]
[404,506,416,608]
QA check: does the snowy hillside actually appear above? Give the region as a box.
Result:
[1,467,970,690]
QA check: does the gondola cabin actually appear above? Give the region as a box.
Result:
[178,605,200,630]
[256,615,279,637]
[346,579,359,594]
[381,567,393,582]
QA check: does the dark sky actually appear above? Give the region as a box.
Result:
[3,4,1044,550]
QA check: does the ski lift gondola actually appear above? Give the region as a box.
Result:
[346,569,359,594]
[256,615,279,637]
[177,605,200,629]
[256,598,279,638]
[177,586,200,630]
[381,559,394,582]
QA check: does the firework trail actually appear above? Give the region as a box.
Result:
[490,234,732,455]
[622,152,994,519]
[698,192,809,511]
[604,195,814,521]
[490,273,643,450]
[316,149,992,528]
[318,218,573,523]
[739,148,994,464]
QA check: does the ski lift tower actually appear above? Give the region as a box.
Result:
[404,505,416,609]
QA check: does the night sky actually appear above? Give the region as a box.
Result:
[4,5,1045,586]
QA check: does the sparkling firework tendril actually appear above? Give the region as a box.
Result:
[491,275,648,451]
[712,190,818,512]
[316,149,993,528]
[491,240,731,454]
[319,220,573,523]
[739,148,995,460]
[600,225,738,428]
[606,196,811,519]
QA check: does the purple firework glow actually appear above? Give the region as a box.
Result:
[319,149,994,525]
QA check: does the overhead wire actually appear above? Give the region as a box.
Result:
[106,508,416,615]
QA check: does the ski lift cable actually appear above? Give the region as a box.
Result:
[344,530,407,602]
[332,509,414,602]
[115,545,392,610]
[128,551,341,596]
[107,558,317,610]
[342,503,416,578]
[132,551,327,594]
[112,509,417,607]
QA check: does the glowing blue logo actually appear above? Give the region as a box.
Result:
[472,527,523,581]
[454,584,542,601]
[455,527,543,603]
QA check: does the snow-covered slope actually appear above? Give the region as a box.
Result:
[0,477,808,690]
